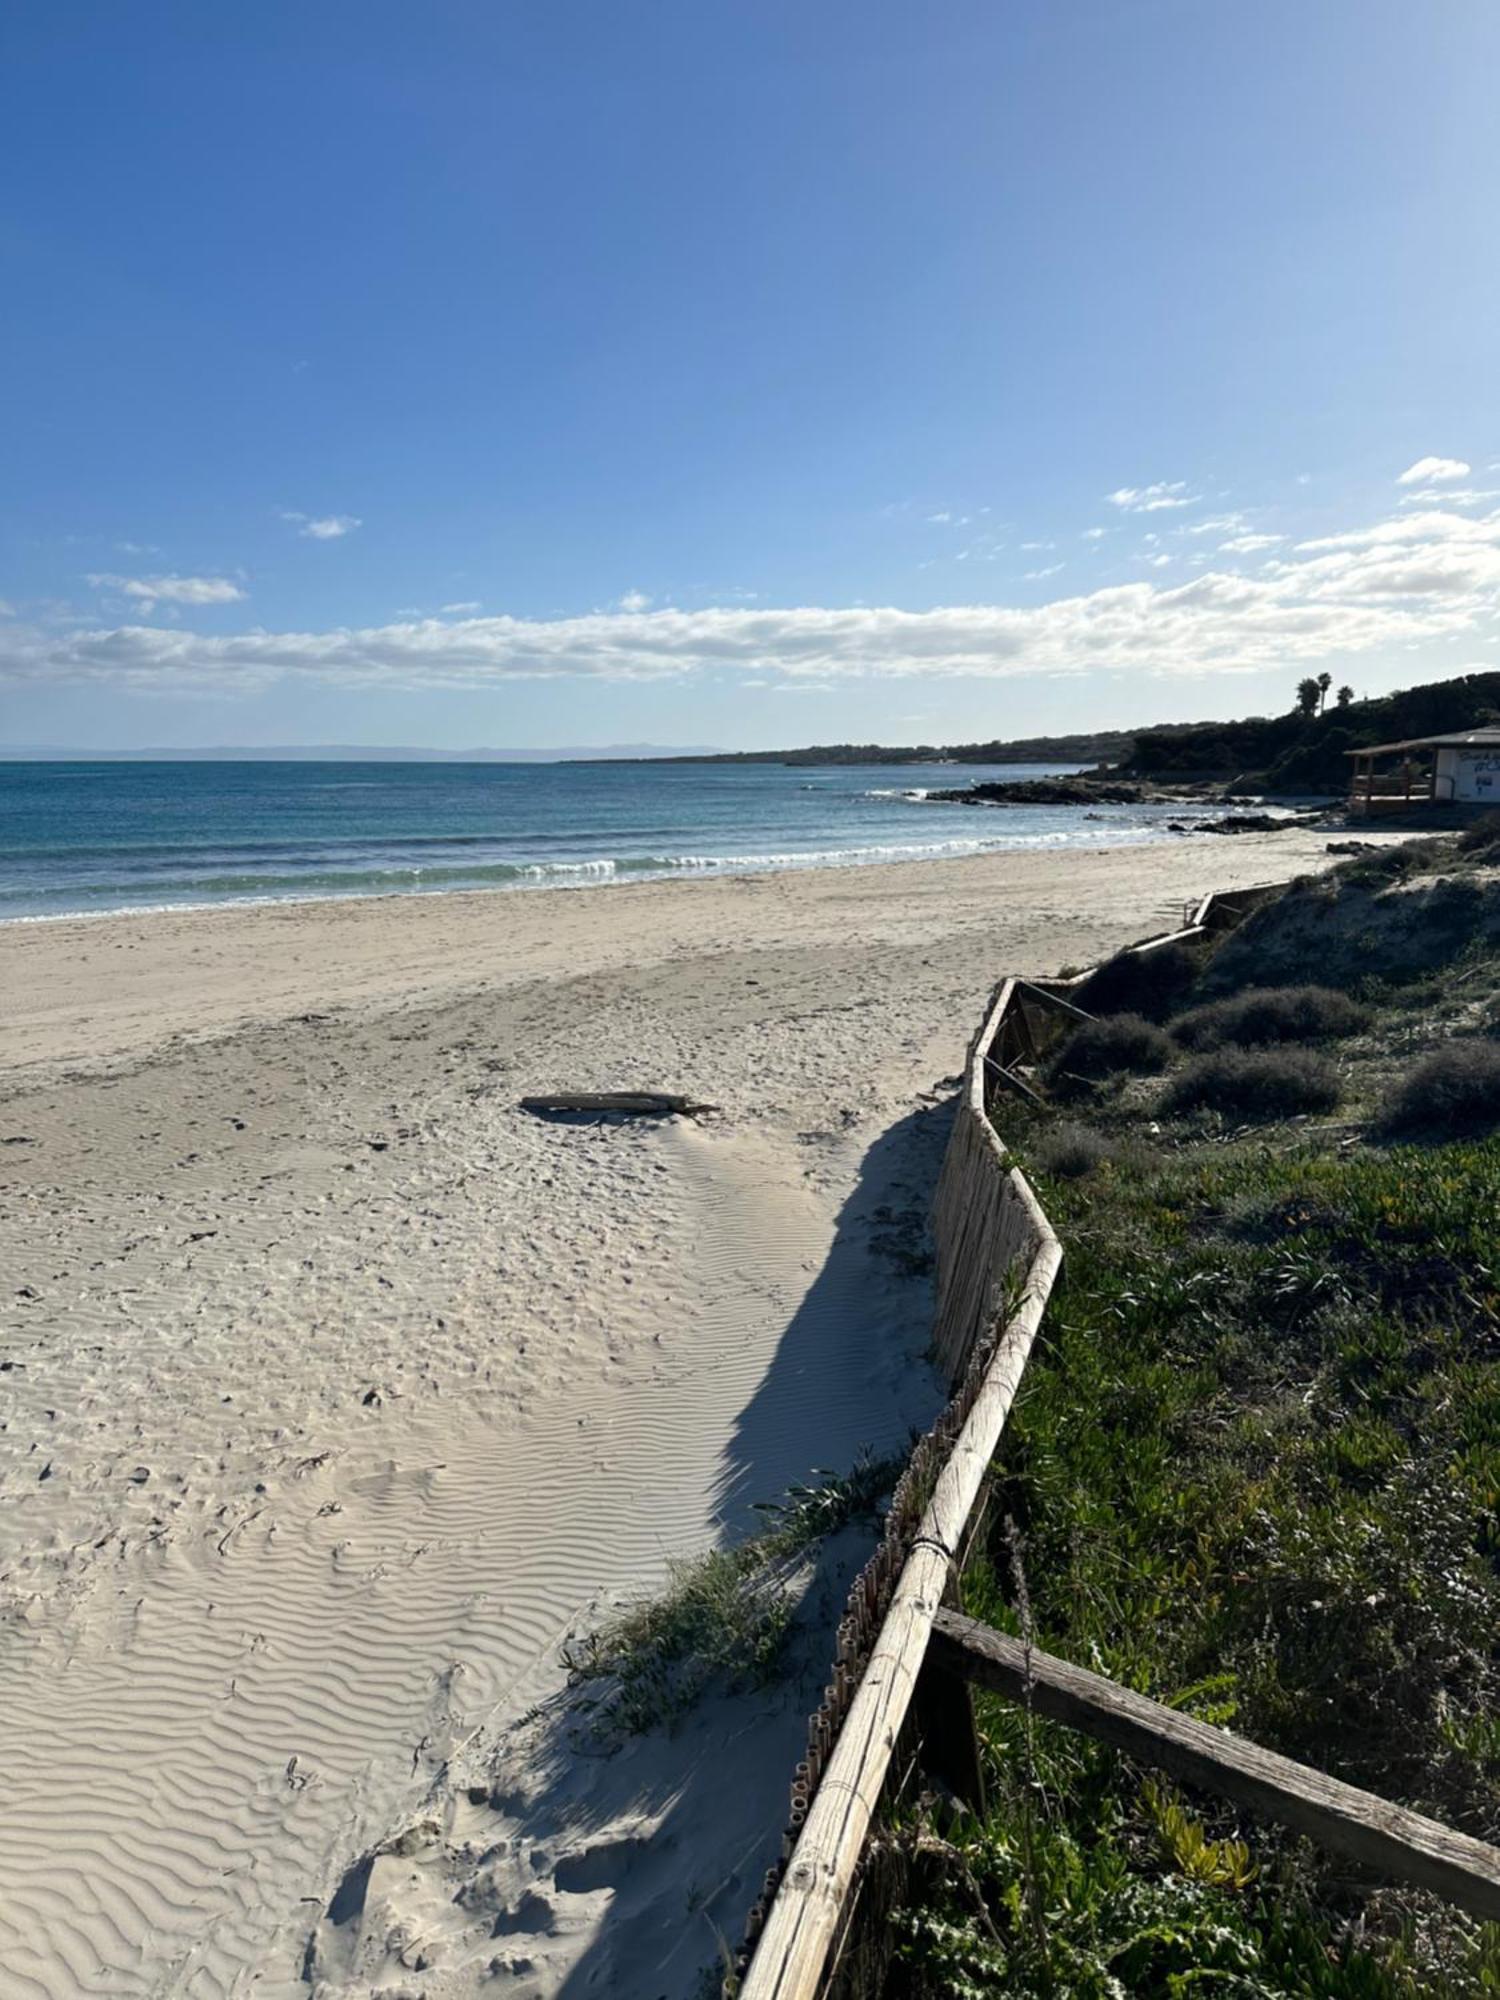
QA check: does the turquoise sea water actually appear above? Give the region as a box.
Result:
[0,760,1218,922]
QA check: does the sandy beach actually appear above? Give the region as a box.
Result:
[0,829,1366,1999]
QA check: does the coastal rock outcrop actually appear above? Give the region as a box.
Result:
[927,777,1180,807]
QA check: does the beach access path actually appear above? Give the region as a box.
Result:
[0,830,1378,2000]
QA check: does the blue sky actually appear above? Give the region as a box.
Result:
[3,0,1498,751]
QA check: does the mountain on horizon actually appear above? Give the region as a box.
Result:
[0,742,724,764]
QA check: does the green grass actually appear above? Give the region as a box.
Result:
[562,1450,905,1737]
[891,1129,1500,1994]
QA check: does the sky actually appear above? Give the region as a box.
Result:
[3,0,1499,753]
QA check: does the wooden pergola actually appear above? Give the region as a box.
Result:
[1348,730,1500,816]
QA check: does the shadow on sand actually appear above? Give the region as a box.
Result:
[306,1099,953,1997]
[544,1097,954,1998]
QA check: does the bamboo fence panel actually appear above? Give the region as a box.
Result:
[739,1206,1061,2000]
[735,880,1289,1999]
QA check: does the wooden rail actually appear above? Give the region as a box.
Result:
[930,1610,1500,1924]
[930,978,1036,1383]
[741,1218,1061,2000]
[735,880,1290,1999]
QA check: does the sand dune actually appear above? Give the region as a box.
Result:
[0,831,1371,1997]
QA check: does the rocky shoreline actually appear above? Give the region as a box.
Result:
[926,776,1175,805]
[922,775,1342,835]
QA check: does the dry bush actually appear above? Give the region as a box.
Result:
[1049,1013,1174,1089]
[1378,1042,1500,1139]
[1172,985,1369,1052]
[1033,1123,1113,1178]
[1457,810,1500,861]
[1076,940,1201,1022]
[1162,1049,1341,1121]
[1337,836,1454,887]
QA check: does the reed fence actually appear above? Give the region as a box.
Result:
[732,882,1285,2000]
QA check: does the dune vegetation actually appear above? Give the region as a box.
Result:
[892,828,1500,1997]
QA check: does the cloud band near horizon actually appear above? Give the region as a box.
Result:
[8,505,1499,695]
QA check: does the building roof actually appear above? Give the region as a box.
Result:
[1347,730,1500,759]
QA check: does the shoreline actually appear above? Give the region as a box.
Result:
[0,826,1373,1081]
[0,803,1254,933]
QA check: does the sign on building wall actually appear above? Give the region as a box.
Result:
[1455,753,1500,802]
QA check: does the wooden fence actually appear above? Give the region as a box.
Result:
[732,882,1285,2000]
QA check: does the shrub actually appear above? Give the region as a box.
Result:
[1077,940,1201,1022]
[1033,1123,1113,1178]
[1162,1049,1342,1120]
[1049,1013,1174,1088]
[1418,872,1487,934]
[1378,1042,1500,1139]
[1457,809,1500,861]
[1338,836,1453,887]
[1172,985,1369,1051]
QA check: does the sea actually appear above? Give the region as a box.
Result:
[0,759,1219,924]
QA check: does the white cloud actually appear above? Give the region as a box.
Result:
[1397,456,1470,486]
[1143,553,1172,568]
[14,501,1495,698]
[1024,563,1065,581]
[1107,481,1197,513]
[1020,540,1054,552]
[1185,513,1248,536]
[282,511,361,540]
[955,535,1006,564]
[1269,507,1500,607]
[440,600,482,616]
[1218,533,1285,554]
[86,573,247,610]
[1296,509,1497,554]
[1081,527,1108,541]
[926,510,953,524]
[1401,485,1497,509]
[617,589,652,613]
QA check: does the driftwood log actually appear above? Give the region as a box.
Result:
[519,1092,719,1119]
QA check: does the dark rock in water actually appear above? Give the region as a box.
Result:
[928,777,1169,807]
[1194,813,1287,835]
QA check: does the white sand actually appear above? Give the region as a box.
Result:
[0,831,1369,1998]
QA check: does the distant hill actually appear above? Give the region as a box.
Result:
[1123,671,1500,788]
[618,672,1500,788]
[14,672,1499,784]
[625,729,1154,767]
[0,742,721,763]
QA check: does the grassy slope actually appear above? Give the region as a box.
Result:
[892,836,1500,1998]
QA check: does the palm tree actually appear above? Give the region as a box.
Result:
[1317,671,1333,714]
[1336,684,1354,709]
[1296,677,1321,716]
